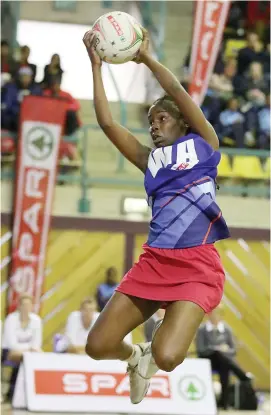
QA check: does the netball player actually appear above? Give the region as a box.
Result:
[82,28,230,404]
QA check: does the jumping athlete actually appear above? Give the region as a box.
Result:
[82,28,230,404]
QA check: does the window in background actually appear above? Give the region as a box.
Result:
[17,20,146,103]
[53,1,76,11]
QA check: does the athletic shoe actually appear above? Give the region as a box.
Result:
[127,342,152,404]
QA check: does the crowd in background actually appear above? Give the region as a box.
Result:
[182,0,270,150]
[1,268,257,410]
[1,42,81,166]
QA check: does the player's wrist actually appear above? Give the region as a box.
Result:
[141,54,154,65]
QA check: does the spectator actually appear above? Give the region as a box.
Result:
[234,61,269,99]
[246,1,270,43]
[43,76,81,136]
[41,53,64,89]
[1,66,42,132]
[1,40,17,79]
[55,297,132,353]
[96,267,118,312]
[217,97,246,147]
[144,309,165,342]
[2,293,42,401]
[55,297,100,354]
[196,306,252,410]
[16,45,37,82]
[257,93,270,149]
[209,59,237,100]
[237,31,266,75]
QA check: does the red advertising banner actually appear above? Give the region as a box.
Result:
[8,96,67,313]
[189,0,231,106]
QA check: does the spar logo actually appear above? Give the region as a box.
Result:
[178,375,206,401]
[34,370,171,399]
[26,126,54,160]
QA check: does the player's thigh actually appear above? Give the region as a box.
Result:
[152,300,205,371]
[88,291,161,347]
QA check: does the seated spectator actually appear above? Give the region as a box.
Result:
[2,293,42,401]
[196,306,252,410]
[234,61,269,99]
[257,93,270,149]
[16,45,37,82]
[237,31,266,75]
[209,58,237,100]
[41,53,63,89]
[1,40,17,79]
[216,97,246,147]
[1,66,42,132]
[55,297,100,354]
[246,1,270,43]
[96,267,118,312]
[55,297,132,354]
[43,76,81,136]
[144,309,165,342]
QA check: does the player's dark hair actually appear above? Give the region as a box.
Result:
[152,95,189,129]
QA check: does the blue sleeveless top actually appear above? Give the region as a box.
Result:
[144,133,230,248]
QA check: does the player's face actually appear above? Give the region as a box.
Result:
[148,105,185,148]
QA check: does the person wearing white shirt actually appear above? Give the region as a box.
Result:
[56,297,132,354]
[2,293,42,401]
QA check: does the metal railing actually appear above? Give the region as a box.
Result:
[1,123,270,213]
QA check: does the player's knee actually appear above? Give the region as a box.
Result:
[152,346,186,372]
[85,333,108,360]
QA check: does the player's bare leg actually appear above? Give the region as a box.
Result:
[151,301,205,371]
[133,301,205,403]
[85,291,161,404]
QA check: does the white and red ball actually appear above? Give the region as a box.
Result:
[92,11,143,64]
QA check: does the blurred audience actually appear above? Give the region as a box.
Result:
[237,32,266,76]
[1,293,42,401]
[43,75,81,136]
[234,61,269,100]
[55,297,132,354]
[41,53,64,89]
[1,40,17,81]
[16,45,37,82]
[96,267,118,312]
[55,297,99,354]
[1,66,42,132]
[216,97,247,148]
[196,306,253,410]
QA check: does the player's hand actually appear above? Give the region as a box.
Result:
[133,27,151,64]
[83,30,102,67]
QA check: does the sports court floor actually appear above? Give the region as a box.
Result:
[1,400,270,415]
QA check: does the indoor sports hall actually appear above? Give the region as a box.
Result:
[1,1,270,415]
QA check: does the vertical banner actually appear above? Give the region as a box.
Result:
[8,96,67,314]
[188,0,231,106]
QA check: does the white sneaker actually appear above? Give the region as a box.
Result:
[128,321,163,404]
[127,342,152,404]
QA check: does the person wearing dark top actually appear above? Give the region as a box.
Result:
[196,306,252,409]
[237,32,266,75]
[233,61,268,100]
[16,45,37,82]
[95,267,118,312]
[1,40,17,78]
[41,54,63,89]
[1,66,42,132]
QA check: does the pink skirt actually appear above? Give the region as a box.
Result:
[116,243,225,313]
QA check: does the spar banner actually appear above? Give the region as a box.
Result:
[8,96,67,314]
[188,0,231,106]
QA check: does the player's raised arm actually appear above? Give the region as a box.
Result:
[134,29,219,151]
[83,31,151,172]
